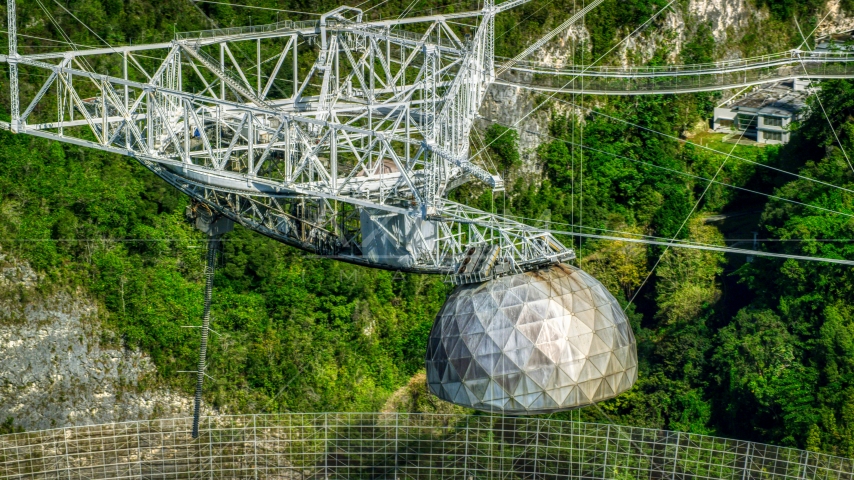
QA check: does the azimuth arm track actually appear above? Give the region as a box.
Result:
[498,50,854,94]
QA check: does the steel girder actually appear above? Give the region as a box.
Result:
[3,0,574,278]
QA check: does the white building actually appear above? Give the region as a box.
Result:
[713,81,809,145]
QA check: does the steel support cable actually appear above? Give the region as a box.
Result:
[0,30,99,48]
[514,92,854,197]
[625,123,752,308]
[543,227,854,266]
[472,118,854,272]
[471,126,500,214]
[383,0,474,18]
[481,113,854,223]
[354,0,379,9]
[394,0,421,20]
[186,0,218,29]
[794,16,812,55]
[33,0,100,76]
[797,62,853,174]
[796,9,834,51]
[495,0,607,75]
[0,44,75,49]
[495,121,854,219]
[793,27,854,176]
[441,194,853,266]
[34,0,74,48]
[580,12,585,250]
[493,0,556,41]
[446,20,480,28]
[498,213,854,248]
[50,0,122,57]
[401,0,420,18]
[471,125,501,178]
[364,0,393,14]
[190,0,321,16]
[467,0,679,163]
[35,0,122,83]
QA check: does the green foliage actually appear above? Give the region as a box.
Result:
[701,80,854,453]
[680,23,716,65]
[484,124,521,170]
[3,0,854,460]
[472,80,854,455]
[583,0,671,58]
[0,418,23,435]
[655,218,724,325]
[0,127,449,413]
[754,0,824,20]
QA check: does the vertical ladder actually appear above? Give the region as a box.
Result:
[192,234,218,439]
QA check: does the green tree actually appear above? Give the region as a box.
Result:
[485,124,521,170]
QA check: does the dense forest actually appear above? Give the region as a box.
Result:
[1,0,854,458]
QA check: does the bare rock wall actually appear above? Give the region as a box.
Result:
[0,253,201,430]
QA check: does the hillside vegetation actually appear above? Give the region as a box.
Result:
[1,0,854,458]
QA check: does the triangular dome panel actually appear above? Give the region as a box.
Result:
[426,263,638,414]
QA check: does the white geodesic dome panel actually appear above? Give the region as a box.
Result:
[426,263,637,414]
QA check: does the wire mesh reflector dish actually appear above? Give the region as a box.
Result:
[2,414,853,479]
[426,263,637,414]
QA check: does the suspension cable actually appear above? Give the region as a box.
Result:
[467,0,678,163]
[544,227,854,266]
[512,91,854,197]
[480,116,854,219]
[191,0,321,15]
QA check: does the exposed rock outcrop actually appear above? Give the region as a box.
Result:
[479,0,854,170]
[818,0,854,37]
[0,253,199,430]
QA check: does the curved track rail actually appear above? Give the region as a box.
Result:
[498,49,854,94]
[1,413,852,479]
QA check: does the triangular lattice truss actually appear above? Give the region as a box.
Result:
[426,264,638,414]
[3,0,572,280]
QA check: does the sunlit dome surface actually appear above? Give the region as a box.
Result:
[426,263,638,414]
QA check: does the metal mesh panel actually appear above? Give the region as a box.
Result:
[426,264,638,414]
[1,413,852,479]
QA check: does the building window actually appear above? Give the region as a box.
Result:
[763,116,784,127]
[764,131,783,142]
[736,114,757,130]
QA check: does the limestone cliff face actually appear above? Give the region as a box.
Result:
[687,0,756,43]
[477,0,854,173]
[819,0,854,37]
[0,253,198,430]
[477,78,572,178]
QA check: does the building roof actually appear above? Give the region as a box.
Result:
[815,32,854,51]
[729,81,808,117]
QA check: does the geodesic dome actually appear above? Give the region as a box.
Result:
[426,263,637,414]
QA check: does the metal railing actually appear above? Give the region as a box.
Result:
[497,50,854,77]
[176,19,320,41]
[498,59,854,95]
[1,413,852,479]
